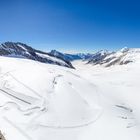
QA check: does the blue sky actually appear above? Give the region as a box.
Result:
[0,0,140,52]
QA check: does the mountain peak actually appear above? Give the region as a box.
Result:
[120,47,129,53]
[87,48,140,67]
[0,42,74,68]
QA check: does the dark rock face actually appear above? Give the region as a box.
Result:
[87,50,110,65]
[49,50,75,68]
[0,42,74,68]
[0,131,6,140]
[86,48,138,67]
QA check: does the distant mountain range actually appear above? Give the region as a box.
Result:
[0,42,139,68]
[86,47,140,67]
[0,42,74,68]
[49,48,140,67]
[49,50,93,61]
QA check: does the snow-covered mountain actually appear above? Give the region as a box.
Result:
[87,50,112,64]
[87,48,140,67]
[0,42,74,68]
[49,50,93,61]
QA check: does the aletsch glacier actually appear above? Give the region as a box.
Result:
[0,42,140,140]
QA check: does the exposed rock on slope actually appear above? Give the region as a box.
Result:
[0,42,74,68]
[87,48,140,67]
[0,131,6,140]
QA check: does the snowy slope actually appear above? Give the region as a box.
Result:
[0,50,140,140]
[0,56,101,140]
[72,59,140,140]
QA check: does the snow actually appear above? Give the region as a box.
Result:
[0,55,140,140]
[104,48,140,65]
[72,59,140,140]
[36,52,69,67]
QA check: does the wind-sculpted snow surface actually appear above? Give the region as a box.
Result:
[72,60,140,140]
[0,55,140,140]
[0,56,102,140]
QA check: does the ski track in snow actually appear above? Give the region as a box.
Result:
[0,57,140,140]
[0,71,47,117]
